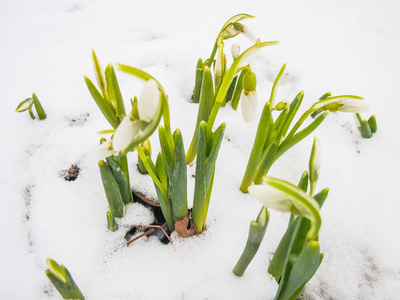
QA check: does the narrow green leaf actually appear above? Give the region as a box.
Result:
[28,105,36,119]
[105,64,126,122]
[253,142,278,185]
[204,122,226,189]
[15,98,34,112]
[230,69,248,110]
[98,160,125,218]
[233,207,269,277]
[186,67,215,164]
[240,102,272,193]
[280,91,304,139]
[171,130,188,221]
[275,241,323,300]
[192,122,207,233]
[105,157,133,204]
[368,115,377,133]
[159,126,174,179]
[192,58,204,103]
[32,93,47,120]
[84,76,119,129]
[92,50,108,103]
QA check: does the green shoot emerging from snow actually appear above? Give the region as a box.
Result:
[15,93,47,120]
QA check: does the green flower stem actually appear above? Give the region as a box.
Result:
[137,139,151,174]
[207,41,218,68]
[207,41,279,132]
[232,206,269,277]
[269,64,286,107]
[240,102,272,193]
[32,93,47,120]
[288,171,309,227]
[46,259,84,300]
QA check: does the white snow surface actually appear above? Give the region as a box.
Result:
[1,0,400,299]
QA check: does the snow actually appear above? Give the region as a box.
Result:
[1,0,400,299]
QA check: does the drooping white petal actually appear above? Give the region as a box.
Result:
[112,114,141,151]
[248,184,293,212]
[97,140,115,158]
[339,99,370,113]
[240,90,258,123]
[243,26,257,43]
[138,79,160,123]
[215,45,223,78]
[231,43,240,60]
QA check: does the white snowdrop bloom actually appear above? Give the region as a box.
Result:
[226,26,241,36]
[138,79,160,123]
[338,98,370,113]
[112,113,141,152]
[243,26,257,43]
[248,184,293,213]
[98,140,115,158]
[231,43,240,60]
[313,96,370,113]
[241,90,258,123]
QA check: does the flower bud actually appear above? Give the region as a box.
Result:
[231,43,240,60]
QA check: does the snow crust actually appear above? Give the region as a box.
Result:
[1,0,400,299]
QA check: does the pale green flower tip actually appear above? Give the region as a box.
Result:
[138,79,161,123]
[240,90,258,123]
[243,72,257,92]
[47,259,67,283]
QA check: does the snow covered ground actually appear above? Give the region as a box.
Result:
[1,0,400,299]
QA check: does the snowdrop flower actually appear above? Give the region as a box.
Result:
[98,140,116,158]
[249,184,293,212]
[314,96,370,113]
[241,71,258,123]
[231,43,240,60]
[112,113,141,152]
[138,79,161,123]
[241,90,258,123]
[310,137,321,179]
[242,26,257,43]
[214,44,224,87]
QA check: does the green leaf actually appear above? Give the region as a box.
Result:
[275,241,323,300]
[105,64,126,122]
[192,58,204,103]
[84,76,119,129]
[105,157,133,204]
[230,69,248,110]
[98,160,125,218]
[15,98,34,112]
[186,67,215,164]
[368,115,377,133]
[192,122,208,233]
[92,50,108,103]
[232,206,269,277]
[32,93,47,120]
[46,259,84,300]
[171,130,188,221]
[240,102,272,193]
